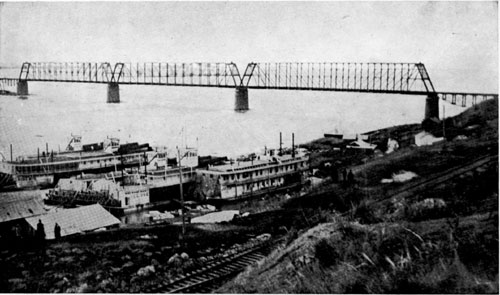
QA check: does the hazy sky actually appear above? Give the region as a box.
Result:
[0,1,498,92]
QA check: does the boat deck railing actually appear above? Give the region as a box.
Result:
[204,155,308,173]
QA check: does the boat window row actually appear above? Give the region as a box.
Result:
[230,162,269,172]
[79,154,145,166]
[245,179,279,190]
[13,154,142,174]
[228,157,306,172]
[15,162,79,174]
[148,172,195,181]
[81,157,118,165]
[218,162,306,181]
[223,177,285,191]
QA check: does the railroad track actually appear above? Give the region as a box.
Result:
[152,241,273,293]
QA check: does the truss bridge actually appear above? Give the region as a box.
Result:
[0,61,497,119]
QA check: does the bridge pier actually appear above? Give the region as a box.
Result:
[424,93,439,120]
[234,87,249,111]
[107,82,120,103]
[17,80,28,96]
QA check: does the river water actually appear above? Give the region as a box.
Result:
[0,79,465,159]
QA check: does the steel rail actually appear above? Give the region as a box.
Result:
[151,240,275,293]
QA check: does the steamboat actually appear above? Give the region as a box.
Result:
[195,146,309,201]
[43,146,199,213]
[0,135,159,190]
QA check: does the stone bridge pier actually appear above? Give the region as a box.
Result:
[107,82,120,103]
[17,80,29,96]
[425,93,439,120]
[234,87,249,111]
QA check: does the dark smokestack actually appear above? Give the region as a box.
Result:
[279,132,282,156]
[292,133,295,158]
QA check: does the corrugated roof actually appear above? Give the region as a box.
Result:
[0,191,47,223]
[25,204,120,239]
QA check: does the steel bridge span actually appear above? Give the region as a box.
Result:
[2,61,498,119]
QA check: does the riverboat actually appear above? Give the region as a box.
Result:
[136,147,199,202]
[44,146,200,212]
[138,147,198,188]
[45,177,150,214]
[0,135,158,190]
[195,147,309,201]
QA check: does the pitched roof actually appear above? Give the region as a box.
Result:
[191,210,240,224]
[347,140,377,150]
[414,131,444,146]
[343,134,358,141]
[0,191,47,223]
[25,204,120,239]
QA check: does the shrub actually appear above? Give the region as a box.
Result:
[314,238,338,267]
[353,199,383,224]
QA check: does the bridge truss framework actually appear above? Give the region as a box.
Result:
[0,61,496,109]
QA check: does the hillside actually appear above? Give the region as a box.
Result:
[219,98,498,293]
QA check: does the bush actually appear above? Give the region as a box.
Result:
[353,199,383,224]
[314,238,338,267]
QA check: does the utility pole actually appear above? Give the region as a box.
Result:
[177,148,186,239]
[442,105,446,140]
[143,151,148,184]
[279,132,283,156]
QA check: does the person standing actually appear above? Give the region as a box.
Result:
[54,223,61,240]
[342,169,347,183]
[35,219,46,242]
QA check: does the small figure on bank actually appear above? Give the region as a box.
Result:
[342,169,347,183]
[12,224,22,240]
[35,219,46,242]
[54,223,61,240]
[347,170,355,185]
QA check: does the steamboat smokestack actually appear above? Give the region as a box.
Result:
[292,133,295,158]
[279,132,283,156]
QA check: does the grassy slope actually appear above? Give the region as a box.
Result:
[221,214,497,294]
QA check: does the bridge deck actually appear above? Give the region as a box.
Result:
[1,61,497,108]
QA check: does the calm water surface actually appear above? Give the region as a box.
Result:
[0,80,465,158]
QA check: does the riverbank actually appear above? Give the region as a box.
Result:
[0,98,497,293]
